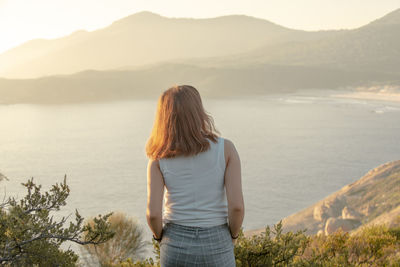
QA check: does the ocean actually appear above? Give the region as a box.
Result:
[1,89,400,257]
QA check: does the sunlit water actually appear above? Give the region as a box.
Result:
[1,89,400,259]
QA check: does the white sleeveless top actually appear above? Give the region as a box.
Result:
[159,136,228,227]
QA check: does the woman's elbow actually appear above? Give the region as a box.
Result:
[230,203,245,214]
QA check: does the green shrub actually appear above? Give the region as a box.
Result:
[4,175,396,266]
[234,220,309,267]
[296,224,400,266]
[0,176,114,266]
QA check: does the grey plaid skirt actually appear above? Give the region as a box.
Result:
[160,222,236,267]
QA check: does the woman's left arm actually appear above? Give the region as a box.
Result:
[146,158,165,240]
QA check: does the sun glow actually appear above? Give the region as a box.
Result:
[0,0,399,54]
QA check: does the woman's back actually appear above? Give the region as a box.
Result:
[145,85,243,267]
[159,136,228,227]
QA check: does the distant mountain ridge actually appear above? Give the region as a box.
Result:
[367,8,400,25]
[1,62,398,104]
[194,8,400,74]
[0,9,386,79]
[1,8,400,103]
[0,11,340,79]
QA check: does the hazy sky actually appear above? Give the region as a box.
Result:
[0,0,399,54]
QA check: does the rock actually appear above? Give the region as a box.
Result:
[313,197,346,222]
[324,218,361,235]
[313,204,329,222]
[317,229,324,236]
[342,206,362,220]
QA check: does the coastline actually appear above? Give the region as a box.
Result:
[243,90,400,237]
[330,90,400,104]
[244,160,400,238]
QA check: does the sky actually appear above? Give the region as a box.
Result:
[0,0,399,54]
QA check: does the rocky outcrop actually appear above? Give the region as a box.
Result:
[324,217,361,235]
[342,206,362,220]
[247,160,400,237]
[313,196,346,222]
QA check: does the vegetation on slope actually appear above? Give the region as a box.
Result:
[1,159,399,266]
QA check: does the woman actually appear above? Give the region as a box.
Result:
[145,85,244,266]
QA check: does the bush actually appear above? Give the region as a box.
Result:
[3,173,396,266]
[0,176,115,266]
[296,224,400,266]
[234,220,309,266]
[80,212,147,266]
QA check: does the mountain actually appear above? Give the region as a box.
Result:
[1,8,399,102]
[0,11,339,79]
[1,62,399,104]
[247,160,400,237]
[196,8,400,74]
[368,8,400,26]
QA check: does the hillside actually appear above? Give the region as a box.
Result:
[1,62,399,104]
[4,8,399,79]
[200,8,400,74]
[1,9,400,103]
[0,11,337,79]
[247,160,400,237]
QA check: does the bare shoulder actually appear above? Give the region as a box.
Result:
[223,138,239,165]
[223,138,235,151]
[147,158,160,170]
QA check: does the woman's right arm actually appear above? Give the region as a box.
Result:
[224,139,245,241]
[146,158,164,240]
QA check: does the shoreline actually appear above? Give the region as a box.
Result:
[2,89,400,106]
[330,91,400,104]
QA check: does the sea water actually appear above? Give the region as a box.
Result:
[1,89,400,258]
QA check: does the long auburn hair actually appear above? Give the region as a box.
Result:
[146,85,220,160]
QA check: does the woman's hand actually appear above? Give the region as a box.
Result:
[153,231,163,243]
[232,238,237,245]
